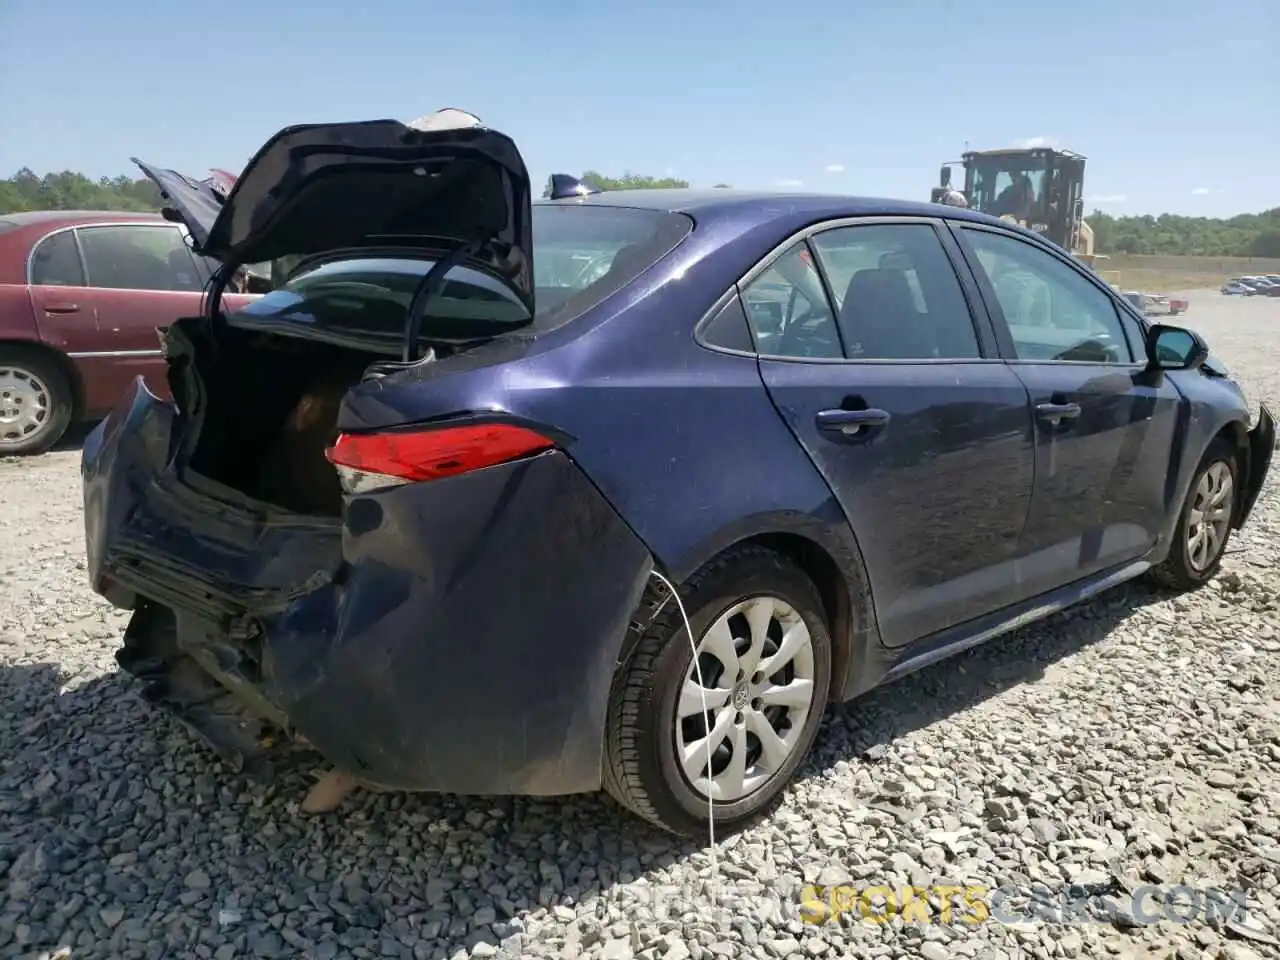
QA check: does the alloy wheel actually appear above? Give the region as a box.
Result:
[675,595,818,802]
[0,366,51,449]
[1187,461,1234,572]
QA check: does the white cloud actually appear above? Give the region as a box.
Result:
[1190,187,1217,196]
[825,164,845,174]
[775,178,804,187]
[1088,194,1127,204]
[1013,136,1057,148]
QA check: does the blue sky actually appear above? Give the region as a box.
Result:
[1,0,1275,217]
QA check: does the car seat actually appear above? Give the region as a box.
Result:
[840,268,931,359]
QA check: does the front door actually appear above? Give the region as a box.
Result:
[743,219,1036,648]
[951,223,1182,596]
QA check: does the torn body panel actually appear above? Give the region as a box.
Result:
[1238,403,1276,529]
[84,384,654,796]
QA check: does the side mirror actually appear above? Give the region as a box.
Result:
[1146,323,1208,371]
[939,165,952,188]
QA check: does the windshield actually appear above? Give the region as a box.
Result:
[966,154,1050,226]
[228,205,694,345]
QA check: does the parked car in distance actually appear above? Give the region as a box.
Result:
[1221,280,1252,296]
[1122,290,1149,312]
[1122,291,1187,317]
[83,114,1275,838]
[0,210,257,454]
[1240,277,1278,295]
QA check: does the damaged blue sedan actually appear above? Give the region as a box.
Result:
[83,111,1274,837]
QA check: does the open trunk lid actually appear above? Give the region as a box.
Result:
[132,109,534,321]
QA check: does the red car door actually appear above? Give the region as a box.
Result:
[25,226,102,363]
[69,223,214,413]
[25,220,259,420]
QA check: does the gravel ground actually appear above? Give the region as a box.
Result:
[3,291,1280,960]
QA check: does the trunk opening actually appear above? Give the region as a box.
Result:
[177,326,385,517]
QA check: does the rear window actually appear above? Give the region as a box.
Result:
[531,205,693,328]
[229,205,693,344]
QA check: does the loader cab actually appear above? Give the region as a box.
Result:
[935,147,1086,254]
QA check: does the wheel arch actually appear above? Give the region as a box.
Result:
[744,531,854,703]
[628,514,886,705]
[1151,409,1253,569]
[1214,417,1253,527]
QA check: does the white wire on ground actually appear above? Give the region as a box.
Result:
[650,569,719,907]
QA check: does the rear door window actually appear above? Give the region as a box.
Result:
[29,230,86,286]
[740,245,843,359]
[78,225,205,292]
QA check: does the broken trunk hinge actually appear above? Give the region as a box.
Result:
[401,239,487,363]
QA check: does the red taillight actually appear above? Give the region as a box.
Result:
[324,422,555,493]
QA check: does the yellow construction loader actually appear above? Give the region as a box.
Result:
[930,146,1107,270]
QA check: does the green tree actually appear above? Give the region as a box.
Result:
[1085,207,1280,257]
[541,171,691,198]
[1247,230,1280,258]
[0,168,163,214]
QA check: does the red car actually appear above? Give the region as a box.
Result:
[0,210,254,453]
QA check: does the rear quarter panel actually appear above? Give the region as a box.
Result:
[0,225,42,343]
[0,285,40,342]
[340,212,866,584]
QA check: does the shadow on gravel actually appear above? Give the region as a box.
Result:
[52,422,97,453]
[1,578,1170,958]
[817,577,1174,766]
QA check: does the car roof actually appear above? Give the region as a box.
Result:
[0,209,167,233]
[537,189,1009,227]
[0,209,166,224]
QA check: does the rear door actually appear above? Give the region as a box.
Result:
[949,222,1182,595]
[71,223,211,411]
[25,226,101,359]
[745,217,1036,648]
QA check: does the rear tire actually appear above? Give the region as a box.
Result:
[1148,438,1239,591]
[603,546,832,837]
[0,348,72,456]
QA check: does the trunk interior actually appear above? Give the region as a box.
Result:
[174,324,385,517]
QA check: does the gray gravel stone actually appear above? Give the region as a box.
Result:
[3,291,1280,959]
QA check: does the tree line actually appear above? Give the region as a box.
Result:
[1086,207,1280,259]
[0,169,161,215]
[3,167,1276,258]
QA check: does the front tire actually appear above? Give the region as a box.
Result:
[1149,438,1239,591]
[0,349,72,456]
[603,546,833,837]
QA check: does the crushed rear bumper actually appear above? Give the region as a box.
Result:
[83,379,653,795]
